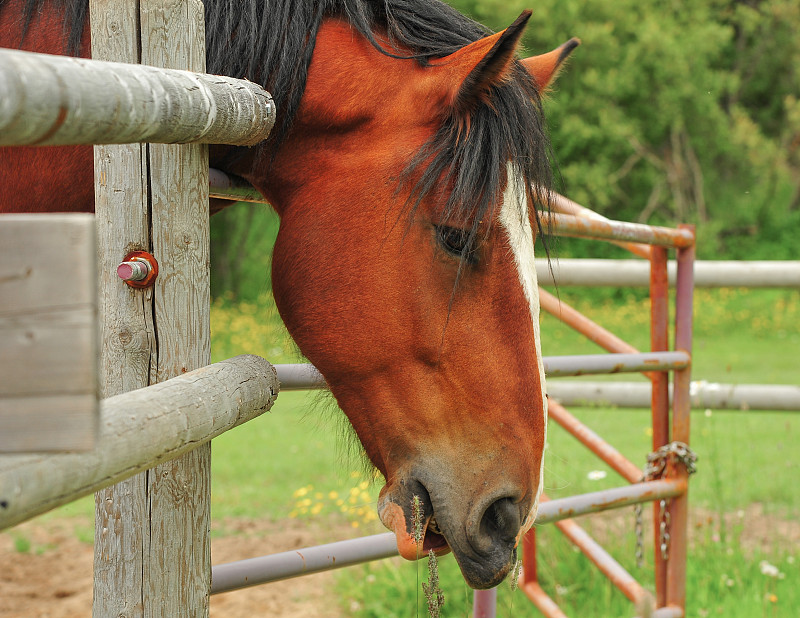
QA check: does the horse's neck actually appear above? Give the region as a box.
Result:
[237,18,434,216]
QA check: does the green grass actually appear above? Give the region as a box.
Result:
[35,286,799,616]
[210,390,382,525]
[540,287,800,384]
[11,533,31,554]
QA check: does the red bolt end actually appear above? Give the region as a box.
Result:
[119,251,158,288]
[117,262,135,280]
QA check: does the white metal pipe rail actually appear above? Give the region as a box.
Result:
[0,48,275,146]
[274,352,691,391]
[547,380,800,411]
[536,258,800,288]
[210,479,684,594]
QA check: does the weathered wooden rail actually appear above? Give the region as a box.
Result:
[0,48,274,146]
[0,355,278,530]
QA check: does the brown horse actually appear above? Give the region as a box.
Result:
[0,0,577,589]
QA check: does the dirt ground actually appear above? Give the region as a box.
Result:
[2,505,797,617]
[0,516,349,618]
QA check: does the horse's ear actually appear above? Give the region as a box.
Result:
[521,38,581,93]
[438,11,532,115]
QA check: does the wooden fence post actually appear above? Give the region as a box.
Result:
[90,1,211,615]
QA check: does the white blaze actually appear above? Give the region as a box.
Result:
[497,163,548,535]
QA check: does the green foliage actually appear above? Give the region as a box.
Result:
[210,203,279,301]
[449,0,800,261]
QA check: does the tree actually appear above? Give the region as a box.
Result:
[449,0,800,258]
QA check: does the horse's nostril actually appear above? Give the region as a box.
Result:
[479,497,520,546]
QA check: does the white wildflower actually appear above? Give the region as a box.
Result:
[760,560,783,578]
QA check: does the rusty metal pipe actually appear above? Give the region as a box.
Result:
[535,479,686,524]
[548,192,651,259]
[541,212,695,248]
[520,581,569,618]
[650,246,670,604]
[553,516,653,605]
[472,589,497,618]
[665,227,695,610]
[547,400,642,483]
[521,526,538,588]
[544,352,689,377]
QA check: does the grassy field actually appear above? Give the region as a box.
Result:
[38,286,799,616]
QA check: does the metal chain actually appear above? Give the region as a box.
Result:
[634,441,698,567]
[634,502,645,567]
[658,498,671,560]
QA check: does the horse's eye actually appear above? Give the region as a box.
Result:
[436,225,477,263]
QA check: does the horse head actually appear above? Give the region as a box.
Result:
[239,11,578,589]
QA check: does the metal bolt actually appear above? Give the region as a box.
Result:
[118,250,158,288]
[117,260,150,282]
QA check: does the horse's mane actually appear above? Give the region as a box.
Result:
[8,0,554,248]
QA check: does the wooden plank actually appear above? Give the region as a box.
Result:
[0,309,95,397]
[0,355,278,531]
[0,214,97,452]
[0,214,95,311]
[0,395,96,452]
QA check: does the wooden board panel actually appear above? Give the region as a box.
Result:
[0,214,97,452]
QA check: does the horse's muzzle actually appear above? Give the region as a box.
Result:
[377,474,527,589]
